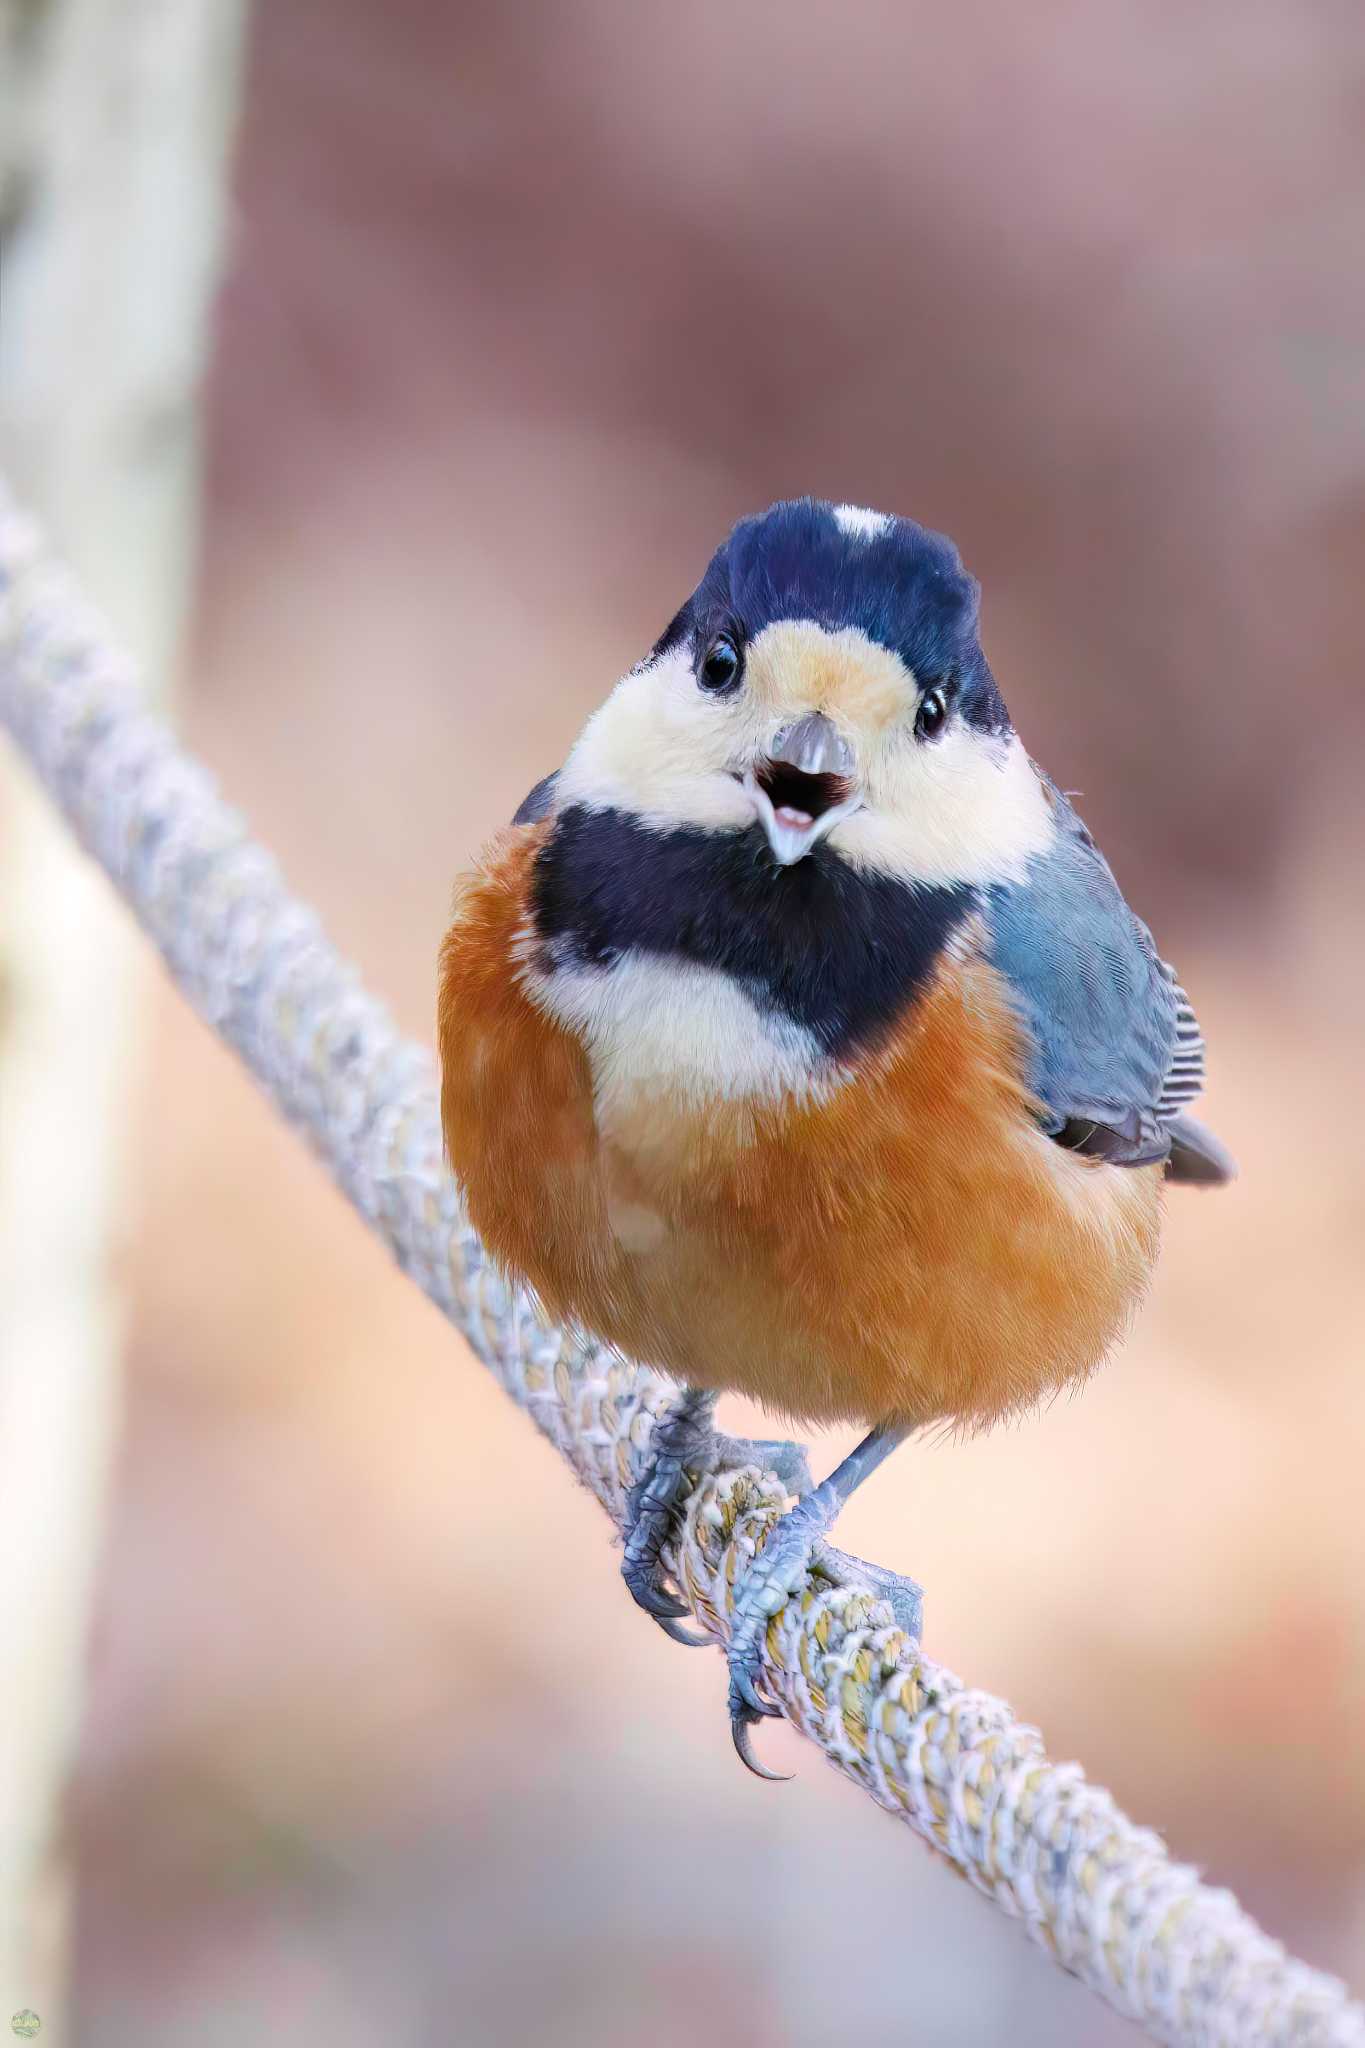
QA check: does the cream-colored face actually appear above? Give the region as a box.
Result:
[555,619,1056,889]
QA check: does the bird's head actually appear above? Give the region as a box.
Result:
[549,498,1051,890]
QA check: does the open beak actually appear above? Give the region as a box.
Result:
[743,713,862,865]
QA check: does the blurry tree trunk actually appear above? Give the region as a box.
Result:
[0,0,250,2034]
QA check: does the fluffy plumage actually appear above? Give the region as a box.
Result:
[440,827,1163,1431]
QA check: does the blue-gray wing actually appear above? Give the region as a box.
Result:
[984,786,1228,1180]
[512,771,559,825]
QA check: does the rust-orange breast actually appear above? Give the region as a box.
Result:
[439,827,1163,1431]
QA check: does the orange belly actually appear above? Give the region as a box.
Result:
[439,828,1164,1431]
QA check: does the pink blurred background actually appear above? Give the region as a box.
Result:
[69,4,1365,2042]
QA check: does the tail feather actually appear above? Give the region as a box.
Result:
[1164,1112,1237,1187]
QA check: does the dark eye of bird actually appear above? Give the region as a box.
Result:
[698,634,743,695]
[914,684,949,740]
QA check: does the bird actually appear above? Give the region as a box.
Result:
[437,497,1234,1773]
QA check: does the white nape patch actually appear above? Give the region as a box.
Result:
[528,952,842,1128]
[833,503,893,541]
[832,730,1055,889]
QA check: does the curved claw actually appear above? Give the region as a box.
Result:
[727,1664,766,1720]
[624,1571,689,1622]
[731,1713,793,1781]
[623,1549,709,1644]
[727,1663,783,1722]
[657,1614,710,1648]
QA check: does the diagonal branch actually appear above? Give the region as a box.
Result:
[1,480,1360,2048]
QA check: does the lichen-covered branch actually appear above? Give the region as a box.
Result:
[1,485,1360,2048]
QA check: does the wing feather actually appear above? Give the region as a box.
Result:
[984,782,1229,1179]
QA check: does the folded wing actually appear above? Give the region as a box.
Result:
[985,784,1234,1185]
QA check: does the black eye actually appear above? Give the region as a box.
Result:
[698,634,743,695]
[914,685,949,740]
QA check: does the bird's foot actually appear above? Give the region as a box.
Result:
[723,1423,919,1776]
[726,1517,927,1777]
[724,1483,842,1775]
[623,1392,812,1648]
[622,1388,719,1645]
[812,1542,924,1640]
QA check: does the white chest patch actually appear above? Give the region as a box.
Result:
[527,952,845,1135]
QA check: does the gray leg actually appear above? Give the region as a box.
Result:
[726,1422,915,1776]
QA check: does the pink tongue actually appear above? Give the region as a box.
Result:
[775,805,813,828]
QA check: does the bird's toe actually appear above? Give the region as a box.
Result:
[620,1387,718,1642]
[721,1495,833,1776]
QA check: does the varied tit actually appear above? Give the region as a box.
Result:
[438,498,1234,1771]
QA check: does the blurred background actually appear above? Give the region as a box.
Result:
[3,3,1364,2043]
